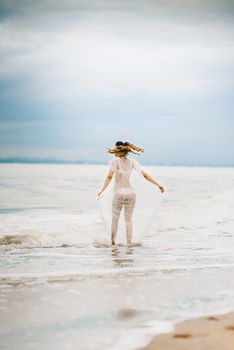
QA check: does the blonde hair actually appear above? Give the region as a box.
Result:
[107,141,144,157]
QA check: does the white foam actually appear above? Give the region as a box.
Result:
[109,320,174,350]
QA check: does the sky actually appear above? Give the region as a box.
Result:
[0,0,234,165]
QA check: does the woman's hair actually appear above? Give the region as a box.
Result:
[107,141,144,157]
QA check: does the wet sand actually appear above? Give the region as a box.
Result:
[139,312,234,350]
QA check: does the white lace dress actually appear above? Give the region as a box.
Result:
[109,157,142,243]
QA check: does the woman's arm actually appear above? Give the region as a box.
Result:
[142,170,165,193]
[97,170,114,197]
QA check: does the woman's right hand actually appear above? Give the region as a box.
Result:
[97,190,103,198]
[158,185,165,193]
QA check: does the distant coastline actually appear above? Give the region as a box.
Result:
[0,157,233,167]
[0,157,101,165]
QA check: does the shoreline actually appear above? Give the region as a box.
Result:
[138,311,234,350]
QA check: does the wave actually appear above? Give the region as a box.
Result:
[0,234,143,248]
[1,264,234,286]
[0,234,42,246]
[0,232,94,248]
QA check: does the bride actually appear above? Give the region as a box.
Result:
[98,141,165,245]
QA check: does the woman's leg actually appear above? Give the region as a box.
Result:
[111,194,124,245]
[124,194,136,245]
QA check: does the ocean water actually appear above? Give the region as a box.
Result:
[0,163,234,350]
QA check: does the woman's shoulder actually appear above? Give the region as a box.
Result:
[130,158,142,174]
[130,158,141,166]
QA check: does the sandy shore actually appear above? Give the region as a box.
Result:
[139,312,234,350]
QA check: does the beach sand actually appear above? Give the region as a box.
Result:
[139,312,234,350]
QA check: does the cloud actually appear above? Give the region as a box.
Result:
[1,16,233,102]
[0,0,233,164]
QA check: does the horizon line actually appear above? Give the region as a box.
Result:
[0,156,233,168]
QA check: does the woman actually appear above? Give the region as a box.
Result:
[98,141,165,245]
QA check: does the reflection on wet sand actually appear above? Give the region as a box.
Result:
[111,245,135,268]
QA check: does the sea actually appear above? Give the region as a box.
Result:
[0,163,234,350]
